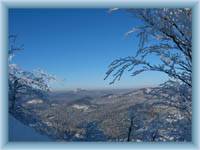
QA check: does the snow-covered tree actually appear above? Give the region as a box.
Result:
[8,35,56,112]
[105,8,192,142]
[105,8,192,87]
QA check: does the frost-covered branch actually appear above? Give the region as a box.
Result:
[8,36,56,111]
[105,8,192,142]
[105,8,192,88]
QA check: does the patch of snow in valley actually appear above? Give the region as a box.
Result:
[107,95,118,99]
[72,104,89,111]
[44,121,53,127]
[26,99,43,105]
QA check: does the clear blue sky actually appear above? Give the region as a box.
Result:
[9,9,168,90]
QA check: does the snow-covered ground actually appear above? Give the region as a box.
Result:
[26,99,43,105]
[72,104,89,111]
[9,114,51,141]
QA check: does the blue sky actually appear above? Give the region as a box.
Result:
[9,9,168,90]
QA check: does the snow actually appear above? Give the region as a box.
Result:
[145,88,152,93]
[9,114,51,141]
[26,99,43,105]
[74,133,83,138]
[72,104,89,111]
[108,95,117,99]
[44,121,53,127]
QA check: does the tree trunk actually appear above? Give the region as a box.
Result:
[127,117,133,141]
[11,79,18,112]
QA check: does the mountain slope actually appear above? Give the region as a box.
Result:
[9,114,51,141]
